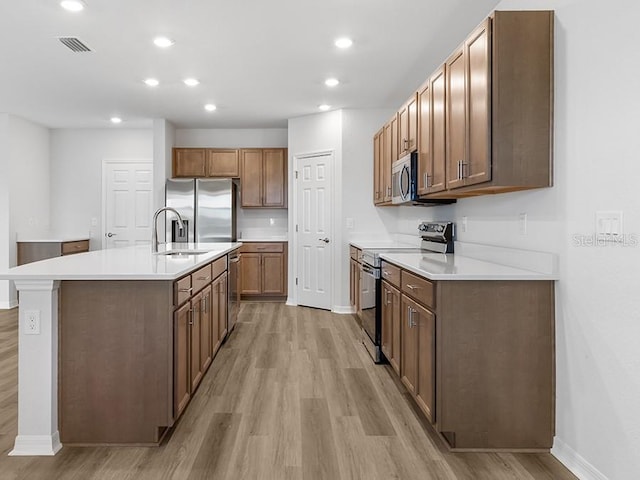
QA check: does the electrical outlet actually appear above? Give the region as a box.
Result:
[91,217,98,227]
[269,218,275,226]
[24,310,41,335]
[461,216,468,233]
[346,217,354,229]
[518,213,527,235]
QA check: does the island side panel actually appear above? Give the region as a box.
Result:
[59,280,174,445]
[436,280,555,451]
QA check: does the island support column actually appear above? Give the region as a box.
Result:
[9,280,62,456]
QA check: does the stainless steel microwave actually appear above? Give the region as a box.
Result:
[391,152,456,206]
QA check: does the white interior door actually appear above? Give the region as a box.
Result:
[104,162,153,249]
[296,153,332,310]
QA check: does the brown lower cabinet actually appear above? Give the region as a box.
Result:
[59,251,237,445]
[240,242,287,298]
[380,260,555,451]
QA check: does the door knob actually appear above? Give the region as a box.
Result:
[106,232,117,238]
[318,237,330,243]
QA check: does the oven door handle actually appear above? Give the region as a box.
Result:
[360,263,380,279]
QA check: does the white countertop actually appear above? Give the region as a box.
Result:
[17,236,90,243]
[350,240,418,250]
[0,242,241,281]
[238,237,288,242]
[379,252,558,281]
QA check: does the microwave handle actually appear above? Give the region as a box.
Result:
[401,164,411,200]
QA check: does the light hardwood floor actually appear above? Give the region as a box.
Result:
[0,303,576,480]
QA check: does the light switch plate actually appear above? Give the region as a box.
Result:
[346,218,354,229]
[596,211,623,241]
[461,216,468,233]
[518,213,527,235]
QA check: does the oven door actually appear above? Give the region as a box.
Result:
[359,262,379,344]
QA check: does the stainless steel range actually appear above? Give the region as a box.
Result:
[359,221,455,363]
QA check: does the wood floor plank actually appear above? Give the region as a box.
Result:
[300,398,342,480]
[0,303,577,480]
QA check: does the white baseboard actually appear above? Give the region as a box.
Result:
[9,432,63,456]
[285,298,297,307]
[0,300,18,310]
[552,437,609,480]
[332,305,355,314]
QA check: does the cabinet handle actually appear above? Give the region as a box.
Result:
[179,287,193,293]
[385,290,392,305]
[197,276,210,281]
[257,247,267,250]
[202,297,207,314]
[425,173,432,188]
[382,270,390,277]
[407,305,412,328]
[406,284,420,290]
[188,309,193,326]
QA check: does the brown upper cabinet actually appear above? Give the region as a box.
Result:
[240,148,287,208]
[173,148,239,178]
[440,11,553,196]
[373,129,383,204]
[417,66,447,196]
[374,10,554,203]
[173,148,207,177]
[398,93,418,157]
[207,149,239,177]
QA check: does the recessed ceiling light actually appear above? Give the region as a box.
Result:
[334,37,353,49]
[184,78,200,87]
[110,117,122,124]
[318,104,331,111]
[204,104,217,112]
[153,36,175,48]
[144,78,159,87]
[60,0,86,12]
[325,78,340,87]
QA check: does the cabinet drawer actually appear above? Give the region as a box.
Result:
[350,246,360,261]
[381,261,401,288]
[192,264,213,293]
[401,270,435,309]
[211,256,227,280]
[61,240,90,255]
[240,242,284,253]
[175,276,192,306]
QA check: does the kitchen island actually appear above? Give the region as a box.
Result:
[0,242,241,455]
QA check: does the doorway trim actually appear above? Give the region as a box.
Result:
[289,150,339,311]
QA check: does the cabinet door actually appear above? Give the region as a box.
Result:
[240,149,263,207]
[240,252,261,294]
[263,149,286,207]
[400,295,418,396]
[417,80,430,196]
[465,19,491,186]
[200,286,213,372]
[190,292,203,392]
[390,285,401,375]
[174,302,191,418]
[373,130,382,204]
[381,282,396,366]
[399,94,418,156]
[218,272,228,341]
[211,277,221,354]
[430,66,448,193]
[207,149,239,177]
[173,149,207,177]
[390,115,399,164]
[382,124,392,202]
[415,302,436,423]
[262,252,285,295]
[349,259,357,307]
[446,46,466,190]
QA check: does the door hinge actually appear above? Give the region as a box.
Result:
[295,170,299,179]
[295,277,298,285]
[295,224,298,232]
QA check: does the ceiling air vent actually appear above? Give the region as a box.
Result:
[58,36,92,53]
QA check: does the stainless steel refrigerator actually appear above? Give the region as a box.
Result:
[165,178,237,243]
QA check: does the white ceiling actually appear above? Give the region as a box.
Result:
[0,0,500,129]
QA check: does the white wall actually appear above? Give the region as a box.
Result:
[0,115,50,308]
[50,129,153,250]
[175,128,287,148]
[174,128,289,236]
[153,119,176,242]
[287,111,343,309]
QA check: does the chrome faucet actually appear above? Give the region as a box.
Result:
[152,207,185,253]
